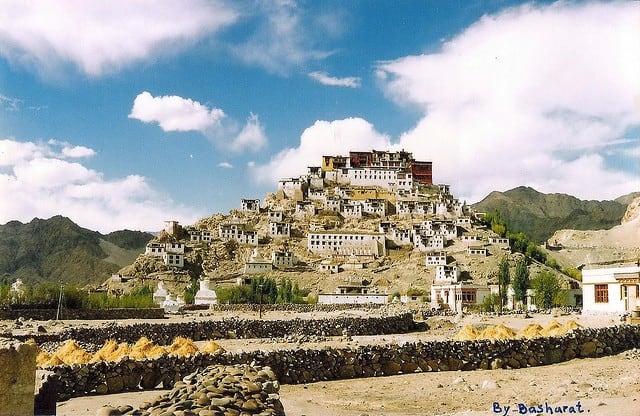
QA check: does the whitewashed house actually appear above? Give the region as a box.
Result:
[426,251,447,266]
[582,264,640,314]
[271,251,297,268]
[241,198,260,212]
[244,249,273,274]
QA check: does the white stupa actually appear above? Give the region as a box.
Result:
[152,281,168,305]
[194,279,218,305]
[162,294,184,313]
[10,279,26,301]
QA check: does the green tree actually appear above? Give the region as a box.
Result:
[482,293,501,312]
[532,270,562,309]
[498,256,510,313]
[511,257,530,309]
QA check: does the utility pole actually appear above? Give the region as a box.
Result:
[258,284,264,320]
[56,284,64,321]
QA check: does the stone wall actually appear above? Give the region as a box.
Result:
[20,313,419,346]
[39,324,640,401]
[0,308,165,321]
[0,338,38,416]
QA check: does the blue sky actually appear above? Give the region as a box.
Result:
[0,0,638,233]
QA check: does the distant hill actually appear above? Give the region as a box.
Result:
[472,186,632,243]
[0,216,153,286]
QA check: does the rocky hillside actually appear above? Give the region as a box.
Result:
[0,216,154,286]
[546,196,640,268]
[472,186,631,243]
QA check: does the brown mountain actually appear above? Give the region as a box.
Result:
[472,186,633,243]
[0,216,153,286]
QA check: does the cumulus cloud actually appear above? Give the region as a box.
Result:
[129,92,267,153]
[0,139,204,233]
[308,71,360,88]
[0,0,238,77]
[129,92,226,132]
[218,162,233,169]
[254,117,392,184]
[372,1,640,202]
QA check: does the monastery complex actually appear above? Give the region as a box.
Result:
[121,149,638,317]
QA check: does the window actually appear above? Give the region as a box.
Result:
[594,284,608,303]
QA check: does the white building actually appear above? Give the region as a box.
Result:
[189,229,212,242]
[277,177,308,201]
[488,237,510,245]
[318,281,388,304]
[269,221,291,237]
[342,202,363,218]
[467,246,488,256]
[435,264,458,282]
[426,251,447,266]
[163,252,184,268]
[582,264,640,314]
[308,230,387,257]
[241,198,260,212]
[271,251,297,268]
[244,249,273,274]
[362,199,387,217]
[219,222,258,246]
[431,283,492,312]
[145,243,166,256]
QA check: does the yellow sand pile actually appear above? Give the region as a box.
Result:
[540,320,582,337]
[200,340,224,354]
[166,337,199,356]
[478,323,517,340]
[128,337,166,360]
[35,336,227,367]
[91,340,131,362]
[40,340,93,366]
[517,323,545,339]
[454,325,481,341]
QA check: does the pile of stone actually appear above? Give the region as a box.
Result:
[109,364,285,416]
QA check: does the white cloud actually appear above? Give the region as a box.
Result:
[308,71,360,88]
[0,139,204,233]
[254,118,392,184]
[372,1,640,202]
[0,0,238,77]
[227,114,267,152]
[218,162,233,169]
[129,92,267,152]
[129,91,226,132]
[232,1,332,74]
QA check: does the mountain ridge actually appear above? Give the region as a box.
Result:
[0,215,154,286]
[472,186,633,243]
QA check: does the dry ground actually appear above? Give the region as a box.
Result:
[50,311,640,416]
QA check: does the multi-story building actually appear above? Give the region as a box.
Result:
[426,251,447,266]
[269,221,291,237]
[241,199,260,212]
[219,222,258,246]
[271,251,297,268]
[308,230,387,257]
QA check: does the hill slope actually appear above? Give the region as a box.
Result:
[0,216,153,286]
[472,186,629,242]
